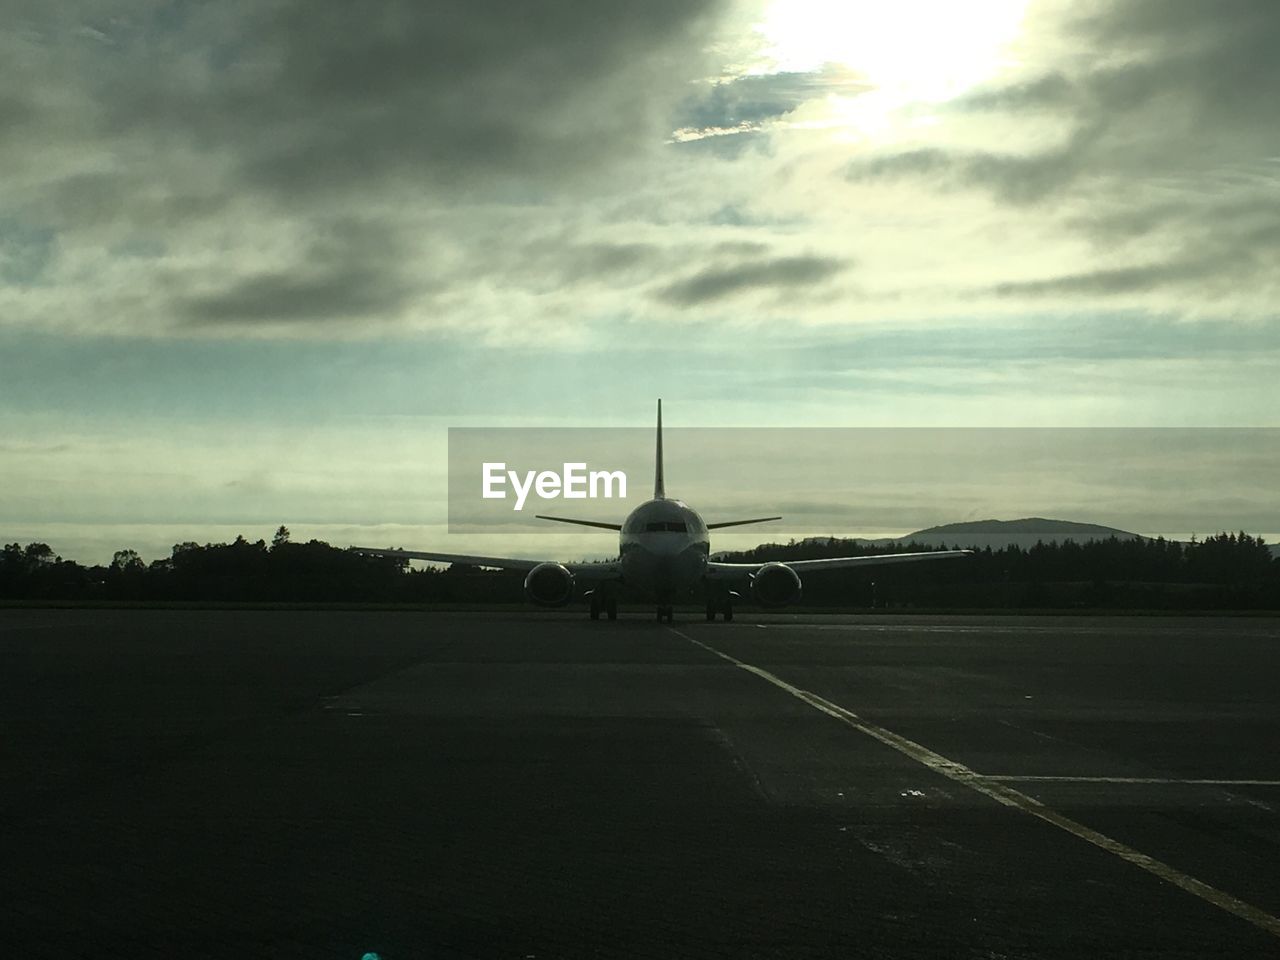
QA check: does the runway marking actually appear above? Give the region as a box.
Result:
[669,627,1280,940]
[982,776,1280,786]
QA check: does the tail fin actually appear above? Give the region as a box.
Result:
[654,398,665,499]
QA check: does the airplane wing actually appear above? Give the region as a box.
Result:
[350,546,621,579]
[534,515,622,531]
[705,550,971,579]
[705,516,782,530]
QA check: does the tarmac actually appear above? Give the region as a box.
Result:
[2,609,1279,958]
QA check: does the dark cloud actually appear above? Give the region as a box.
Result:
[532,242,662,286]
[7,0,732,220]
[953,72,1076,113]
[30,169,227,232]
[992,261,1203,298]
[180,268,416,326]
[89,0,729,201]
[848,128,1101,206]
[177,218,418,326]
[1075,0,1276,53]
[996,204,1280,300]
[3,1,747,332]
[655,255,846,306]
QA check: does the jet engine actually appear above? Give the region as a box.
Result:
[751,562,802,607]
[523,562,576,607]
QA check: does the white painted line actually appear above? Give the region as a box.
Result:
[983,776,1280,786]
[669,626,1280,940]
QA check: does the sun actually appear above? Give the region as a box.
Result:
[752,0,1029,135]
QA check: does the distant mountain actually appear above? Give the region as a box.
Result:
[793,519,1279,555]
[900,517,1143,551]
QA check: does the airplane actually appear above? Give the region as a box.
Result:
[353,401,970,621]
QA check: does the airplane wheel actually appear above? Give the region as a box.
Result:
[655,607,664,622]
[724,605,734,622]
[589,595,601,620]
[607,598,618,620]
[706,603,716,621]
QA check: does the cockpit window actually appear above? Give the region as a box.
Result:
[644,521,688,532]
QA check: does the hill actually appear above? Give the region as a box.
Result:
[900,517,1143,551]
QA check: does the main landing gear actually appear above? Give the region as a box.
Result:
[655,606,674,622]
[705,597,734,621]
[589,592,618,621]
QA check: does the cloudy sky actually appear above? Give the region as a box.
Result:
[3,0,1278,563]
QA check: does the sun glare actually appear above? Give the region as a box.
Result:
[754,0,1029,136]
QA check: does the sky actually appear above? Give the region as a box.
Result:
[2,0,1279,564]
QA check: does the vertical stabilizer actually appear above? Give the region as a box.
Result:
[654,398,665,499]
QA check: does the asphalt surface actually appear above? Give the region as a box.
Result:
[2,609,1279,958]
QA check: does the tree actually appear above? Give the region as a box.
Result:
[24,542,57,565]
[111,549,145,573]
[272,525,291,549]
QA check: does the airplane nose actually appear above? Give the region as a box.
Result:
[647,536,686,557]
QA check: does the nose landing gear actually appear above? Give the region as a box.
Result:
[655,605,674,622]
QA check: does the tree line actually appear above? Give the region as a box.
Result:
[1,526,1276,609]
[717,532,1278,609]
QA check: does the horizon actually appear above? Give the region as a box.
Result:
[12,519,1278,569]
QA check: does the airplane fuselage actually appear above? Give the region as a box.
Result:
[619,497,710,603]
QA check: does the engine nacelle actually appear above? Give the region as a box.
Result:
[523,562,576,607]
[751,562,802,607]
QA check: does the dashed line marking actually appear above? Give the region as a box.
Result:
[669,626,1280,940]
